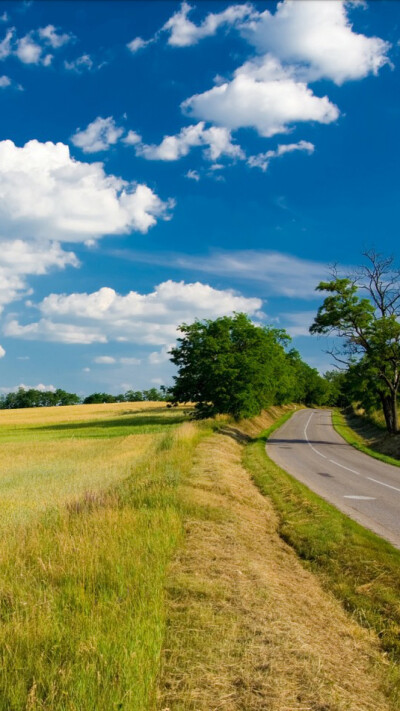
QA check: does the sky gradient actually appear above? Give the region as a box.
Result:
[0,0,398,396]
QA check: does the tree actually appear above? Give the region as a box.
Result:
[310,251,400,433]
[169,313,292,419]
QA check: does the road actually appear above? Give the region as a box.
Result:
[266,409,400,549]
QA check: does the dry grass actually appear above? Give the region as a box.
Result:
[0,402,186,528]
[0,400,166,426]
[159,419,394,711]
[0,408,208,710]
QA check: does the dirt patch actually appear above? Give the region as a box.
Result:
[158,431,393,711]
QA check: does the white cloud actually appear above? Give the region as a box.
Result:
[64,54,94,72]
[71,116,125,153]
[135,121,244,161]
[93,355,141,365]
[128,250,329,300]
[242,0,391,85]
[0,383,55,394]
[0,140,173,243]
[5,319,108,345]
[183,55,339,138]
[148,345,172,364]
[38,25,73,49]
[0,24,73,66]
[248,139,314,172]
[0,12,9,23]
[7,280,263,346]
[163,2,254,47]
[15,33,43,64]
[0,345,5,358]
[0,28,13,60]
[0,240,78,311]
[127,36,153,53]
[123,130,142,146]
[93,355,116,364]
[0,74,11,87]
[185,169,200,181]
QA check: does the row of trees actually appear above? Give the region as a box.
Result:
[0,387,168,410]
[168,252,399,432]
[169,313,334,419]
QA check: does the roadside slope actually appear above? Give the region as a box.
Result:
[158,421,394,710]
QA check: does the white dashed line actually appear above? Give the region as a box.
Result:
[301,412,400,498]
[367,477,400,493]
[328,459,361,476]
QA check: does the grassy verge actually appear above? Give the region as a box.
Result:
[332,408,400,467]
[244,434,400,705]
[0,406,211,710]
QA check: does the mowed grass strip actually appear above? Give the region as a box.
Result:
[158,410,394,711]
[0,404,210,710]
[244,415,400,707]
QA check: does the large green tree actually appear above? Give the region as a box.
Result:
[310,252,400,433]
[169,313,294,419]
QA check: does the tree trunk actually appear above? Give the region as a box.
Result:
[380,392,399,434]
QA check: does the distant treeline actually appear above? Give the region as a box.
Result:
[0,387,168,409]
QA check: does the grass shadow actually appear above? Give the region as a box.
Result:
[35,413,188,434]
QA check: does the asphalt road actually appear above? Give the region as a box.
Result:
[266,409,400,549]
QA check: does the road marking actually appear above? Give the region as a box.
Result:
[367,477,400,493]
[304,413,327,459]
[329,459,361,476]
[343,495,375,500]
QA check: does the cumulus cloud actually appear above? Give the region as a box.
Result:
[93,355,116,364]
[71,116,125,153]
[163,2,254,47]
[241,0,391,85]
[0,139,173,243]
[12,25,73,65]
[135,121,244,161]
[123,130,142,146]
[0,74,10,87]
[247,139,314,172]
[0,240,78,311]
[38,25,73,49]
[0,345,5,358]
[6,281,263,346]
[183,55,339,138]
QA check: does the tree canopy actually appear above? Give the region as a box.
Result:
[169,313,331,419]
[310,251,400,433]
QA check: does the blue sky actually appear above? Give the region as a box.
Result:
[0,0,398,396]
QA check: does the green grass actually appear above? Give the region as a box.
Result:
[0,406,211,710]
[332,409,400,467]
[244,434,400,701]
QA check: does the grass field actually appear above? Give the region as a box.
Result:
[1,402,399,710]
[0,402,211,710]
